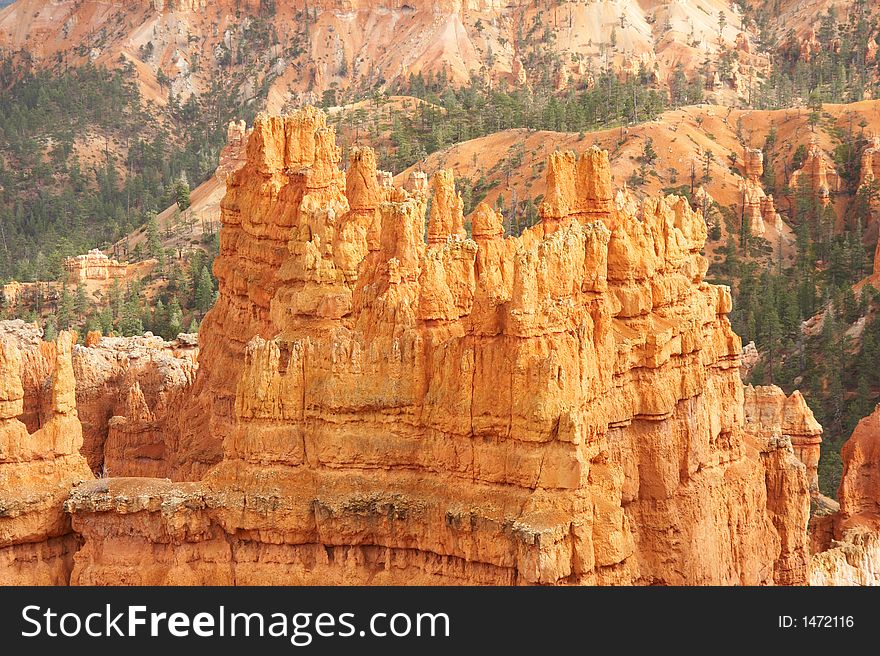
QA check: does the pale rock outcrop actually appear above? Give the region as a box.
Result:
[740,341,760,380]
[64,249,127,283]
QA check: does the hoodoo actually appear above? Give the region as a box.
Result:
[61,108,818,585]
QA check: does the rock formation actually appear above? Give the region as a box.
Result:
[859,136,880,191]
[740,341,760,380]
[216,120,250,183]
[789,139,840,207]
[0,322,197,477]
[64,108,815,586]
[64,249,127,283]
[810,404,880,585]
[744,385,823,494]
[859,135,880,225]
[0,332,92,585]
[0,320,56,433]
[70,333,197,476]
[1,281,23,308]
[739,147,783,237]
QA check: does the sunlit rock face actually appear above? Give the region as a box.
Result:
[65,108,812,586]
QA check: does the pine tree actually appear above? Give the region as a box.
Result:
[849,372,874,433]
[194,266,215,313]
[83,313,100,336]
[43,314,58,342]
[167,296,184,337]
[153,298,167,338]
[57,287,74,330]
[762,303,782,382]
[74,282,89,318]
[669,64,687,106]
[841,284,858,323]
[174,180,191,211]
[146,212,164,264]
[118,298,143,336]
[639,138,658,166]
[98,306,114,336]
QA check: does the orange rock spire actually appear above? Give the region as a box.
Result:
[63,108,818,586]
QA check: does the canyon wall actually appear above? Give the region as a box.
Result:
[0,332,92,585]
[744,385,823,495]
[0,322,197,477]
[65,108,815,585]
[810,405,880,585]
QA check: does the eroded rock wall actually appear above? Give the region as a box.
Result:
[809,405,880,585]
[744,385,823,495]
[67,108,813,586]
[73,334,197,477]
[0,332,92,585]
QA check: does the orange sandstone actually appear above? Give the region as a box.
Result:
[810,405,880,585]
[65,108,813,586]
[0,332,92,585]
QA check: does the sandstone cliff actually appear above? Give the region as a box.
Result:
[739,148,783,238]
[0,322,197,477]
[744,385,823,495]
[70,333,197,477]
[810,404,880,585]
[64,249,127,284]
[0,332,92,584]
[65,108,814,585]
[789,139,841,207]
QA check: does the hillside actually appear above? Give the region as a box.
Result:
[0,0,767,107]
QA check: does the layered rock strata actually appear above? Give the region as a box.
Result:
[789,140,840,206]
[64,249,127,283]
[739,147,783,237]
[0,323,197,477]
[0,332,92,585]
[66,108,813,586]
[810,405,880,585]
[70,334,197,476]
[216,120,250,183]
[744,385,823,495]
[0,321,55,433]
